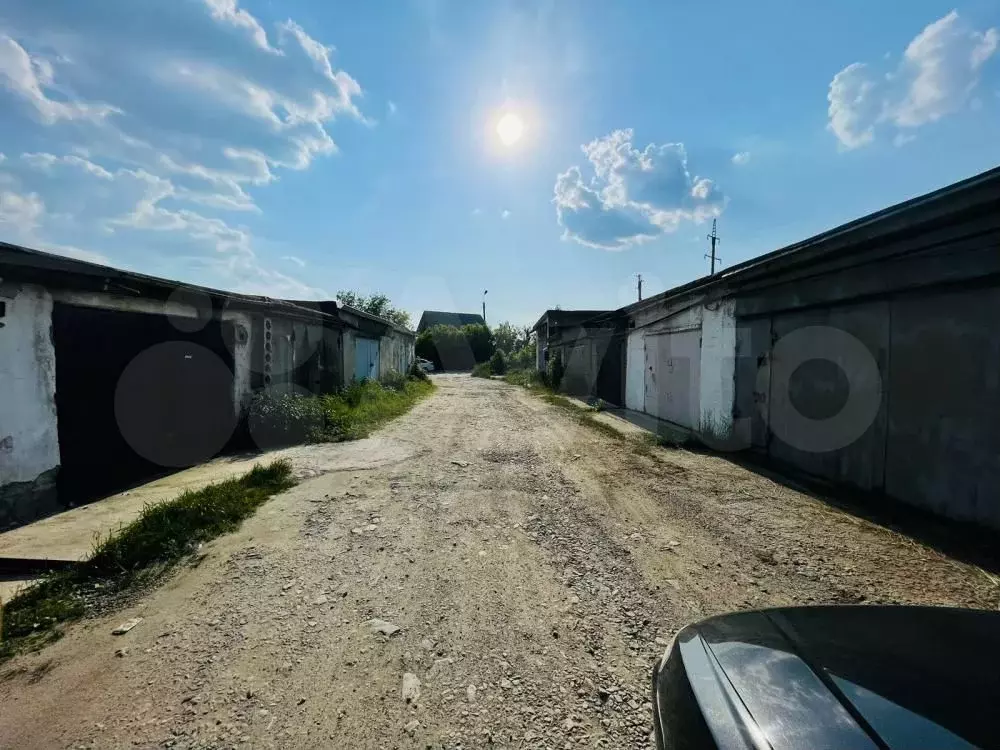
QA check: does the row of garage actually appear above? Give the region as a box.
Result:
[0,243,414,528]
[535,166,1000,531]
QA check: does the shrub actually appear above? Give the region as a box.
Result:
[503,369,545,388]
[507,342,536,371]
[488,350,507,375]
[247,392,325,448]
[381,370,409,392]
[471,362,492,378]
[408,360,429,381]
[547,350,565,391]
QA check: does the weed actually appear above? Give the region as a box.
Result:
[1,460,295,660]
[488,350,507,375]
[249,378,434,446]
[502,370,546,389]
[471,362,492,378]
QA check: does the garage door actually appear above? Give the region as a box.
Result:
[354,337,380,381]
[644,329,701,429]
[884,287,1000,527]
[767,301,888,491]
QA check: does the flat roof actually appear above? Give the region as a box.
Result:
[0,241,411,333]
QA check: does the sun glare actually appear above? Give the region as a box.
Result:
[496,112,525,146]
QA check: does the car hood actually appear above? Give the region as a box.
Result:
[676,606,1000,750]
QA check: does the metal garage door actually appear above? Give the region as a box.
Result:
[767,301,889,491]
[354,337,380,381]
[884,287,1000,527]
[644,329,701,429]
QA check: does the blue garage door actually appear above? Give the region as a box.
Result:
[354,337,380,381]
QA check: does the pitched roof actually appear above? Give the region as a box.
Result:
[417,310,486,331]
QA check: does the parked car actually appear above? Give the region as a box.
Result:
[416,357,435,373]
[652,605,1000,750]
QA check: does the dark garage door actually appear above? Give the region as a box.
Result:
[52,303,237,504]
[884,286,1000,528]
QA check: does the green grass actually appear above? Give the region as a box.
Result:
[471,362,492,378]
[1,460,295,661]
[249,376,435,446]
[502,369,547,389]
[313,378,434,441]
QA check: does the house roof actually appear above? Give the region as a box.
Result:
[417,310,486,331]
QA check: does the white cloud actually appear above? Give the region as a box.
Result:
[0,34,119,124]
[281,254,305,267]
[0,0,368,298]
[0,189,43,230]
[387,100,397,116]
[22,152,113,179]
[554,129,725,250]
[731,151,751,166]
[202,0,280,55]
[471,207,482,216]
[501,209,511,219]
[828,11,998,149]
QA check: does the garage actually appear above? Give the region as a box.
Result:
[52,303,237,503]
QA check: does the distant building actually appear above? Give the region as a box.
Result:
[417,310,486,333]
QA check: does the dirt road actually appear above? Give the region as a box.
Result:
[2,375,997,749]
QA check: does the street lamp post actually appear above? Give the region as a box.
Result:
[482,289,488,325]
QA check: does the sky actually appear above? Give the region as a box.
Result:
[0,0,998,327]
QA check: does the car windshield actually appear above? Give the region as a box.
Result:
[1,2,999,749]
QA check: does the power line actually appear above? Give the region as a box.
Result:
[706,219,721,274]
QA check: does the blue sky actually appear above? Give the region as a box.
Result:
[0,0,998,326]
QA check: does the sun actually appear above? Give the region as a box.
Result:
[496,112,525,146]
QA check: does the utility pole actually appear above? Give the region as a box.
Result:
[706,219,721,275]
[636,273,643,301]
[482,289,488,324]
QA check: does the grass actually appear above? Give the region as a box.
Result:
[314,378,434,441]
[249,376,435,447]
[1,460,296,661]
[502,369,547,389]
[471,362,492,378]
[503,370,682,455]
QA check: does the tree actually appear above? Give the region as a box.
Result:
[336,290,411,329]
[415,324,495,371]
[492,321,520,355]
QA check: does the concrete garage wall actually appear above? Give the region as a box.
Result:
[379,330,414,378]
[699,300,737,443]
[0,284,60,525]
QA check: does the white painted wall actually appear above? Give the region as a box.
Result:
[222,311,253,410]
[625,331,645,411]
[0,284,60,485]
[698,300,737,441]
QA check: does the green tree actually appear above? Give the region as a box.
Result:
[415,324,495,371]
[336,290,411,329]
[492,321,520,354]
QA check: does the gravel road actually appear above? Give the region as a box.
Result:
[2,374,997,749]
